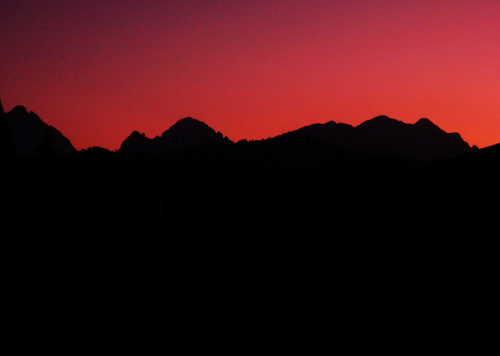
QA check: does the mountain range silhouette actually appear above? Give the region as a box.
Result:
[5,105,474,160]
[119,114,473,160]
[292,115,474,160]
[4,102,500,354]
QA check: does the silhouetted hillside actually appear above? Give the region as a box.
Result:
[5,106,75,156]
[292,115,473,160]
[119,117,232,153]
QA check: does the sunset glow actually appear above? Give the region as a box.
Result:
[2,0,499,150]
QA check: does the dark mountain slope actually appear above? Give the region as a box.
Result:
[5,106,75,156]
[439,141,500,179]
[293,115,473,160]
[0,99,16,161]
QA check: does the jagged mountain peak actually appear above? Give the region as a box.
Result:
[119,130,151,153]
[161,117,217,138]
[129,130,148,139]
[415,118,441,130]
[10,105,29,115]
[169,116,204,127]
[120,117,231,154]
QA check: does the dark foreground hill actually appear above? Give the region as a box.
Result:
[2,106,499,354]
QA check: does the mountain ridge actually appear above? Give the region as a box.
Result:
[3,105,475,160]
[291,115,473,160]
[118,114,473,160]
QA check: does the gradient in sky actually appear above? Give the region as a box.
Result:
[1,0,499,150]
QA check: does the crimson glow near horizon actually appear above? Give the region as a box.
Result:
[1,0,499,150]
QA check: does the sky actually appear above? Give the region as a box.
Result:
[1,0,499,150]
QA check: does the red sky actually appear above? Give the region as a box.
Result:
[1,0,499,150]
